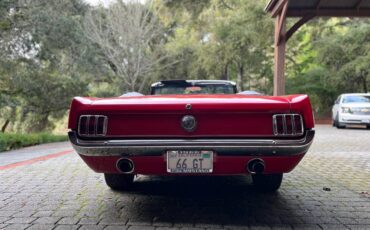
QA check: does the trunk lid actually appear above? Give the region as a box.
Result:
[70,95,292,138]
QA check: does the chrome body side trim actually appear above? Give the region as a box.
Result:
[69,130,315,157]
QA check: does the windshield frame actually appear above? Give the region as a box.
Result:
[151,81,237,95]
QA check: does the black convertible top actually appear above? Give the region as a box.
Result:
[151,80,236,87]
[151,80,237,95]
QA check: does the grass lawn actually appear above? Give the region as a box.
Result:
[0,133,68,152]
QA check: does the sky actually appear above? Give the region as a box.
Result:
[84,0,114,6]
[84,0,146,6]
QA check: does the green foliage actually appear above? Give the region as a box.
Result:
[0,0,92,133]
[287,66,337,116]
[1,0,370,132]
[0,133,68,152]
[287,19,370,116]
[163,0,211,19]
[157,0,274,92]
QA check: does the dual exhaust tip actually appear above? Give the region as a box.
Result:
[116,158,134,173]
[116,158,265,174]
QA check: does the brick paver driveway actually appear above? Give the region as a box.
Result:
[0,125,369,230]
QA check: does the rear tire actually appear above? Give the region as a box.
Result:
[252,173,283,192]
[104,173,134,190]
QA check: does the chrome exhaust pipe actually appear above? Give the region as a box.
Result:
[247,159,265,174]
[116,158,134,173]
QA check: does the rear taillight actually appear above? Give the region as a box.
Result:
[78,115,108,136]
[273,114,304,136]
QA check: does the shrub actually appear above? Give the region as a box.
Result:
[0,133,68,152]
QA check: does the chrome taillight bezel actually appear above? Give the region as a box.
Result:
[78,115,108,137]
[272,114,304,136]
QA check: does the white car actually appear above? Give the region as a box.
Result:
[332,93,370,129]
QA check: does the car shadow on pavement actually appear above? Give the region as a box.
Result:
[109,175,296,226]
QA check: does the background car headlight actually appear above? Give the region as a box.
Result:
[341,107,351,113]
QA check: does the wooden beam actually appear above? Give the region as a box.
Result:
[287,9,370,17]
[286,15,315,42]
[273,9,286,96]
[271,0,288,17]
[316,0,322,10]
[355,0,364,10]
[265,0,278,12]
[276,0,288,45]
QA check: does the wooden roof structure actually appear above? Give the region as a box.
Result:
[265,0,370,95]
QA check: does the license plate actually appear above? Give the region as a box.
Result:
[167,150,213,173]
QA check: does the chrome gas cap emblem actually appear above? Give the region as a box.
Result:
[181,115,197,132]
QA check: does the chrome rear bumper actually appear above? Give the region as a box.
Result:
[68,130,314,157]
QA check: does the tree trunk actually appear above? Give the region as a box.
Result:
[29,113,49,133]
[220,63,229,80]
[237,63,244,91]
[362,76,368,93]
[1,120,10,133]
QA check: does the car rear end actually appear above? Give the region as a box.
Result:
[68,94,314,177]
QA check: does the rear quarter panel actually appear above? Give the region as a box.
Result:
[282,95,315,129]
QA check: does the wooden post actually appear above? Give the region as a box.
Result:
[273,1,287,96]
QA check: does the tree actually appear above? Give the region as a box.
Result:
[161,0,274,92]
[0,0,90,132]
[286,19,370,117]
[213,0,273,91]
[84,0,169,92]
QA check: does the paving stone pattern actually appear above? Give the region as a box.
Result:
[0,125,369,230]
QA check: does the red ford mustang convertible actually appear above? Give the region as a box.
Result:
[68,80,315,192]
